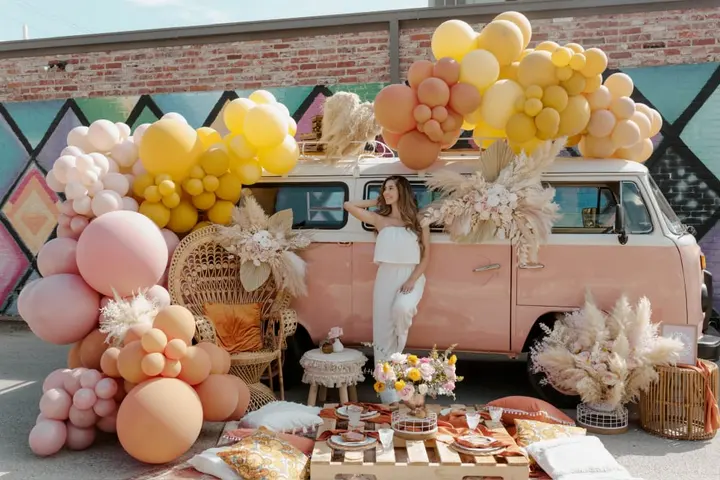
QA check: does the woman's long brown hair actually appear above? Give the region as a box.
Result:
[375,175,424,255]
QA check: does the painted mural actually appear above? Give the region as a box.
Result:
[0,63,719,317]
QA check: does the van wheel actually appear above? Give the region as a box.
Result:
[282,326,315,389]
[526,355,581,409]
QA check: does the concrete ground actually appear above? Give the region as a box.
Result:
[0,321,718,480]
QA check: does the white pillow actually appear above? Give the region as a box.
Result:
[240,401,323,434]
[187,447,240,480]
[525,436,640,480]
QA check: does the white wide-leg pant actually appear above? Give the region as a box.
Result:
[372,263,426,404]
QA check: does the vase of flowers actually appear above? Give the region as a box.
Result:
[371,346,463,417]
[328,327,344,352]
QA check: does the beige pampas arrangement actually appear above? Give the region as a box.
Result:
[319,92,380,160]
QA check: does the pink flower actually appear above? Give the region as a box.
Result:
[373,363,385,382]
[328,327,343,339]
[399,384,415,401]
[443,365,457,381]
[420,357,431,364]
[419,363,435,381]
[443,381,456,392]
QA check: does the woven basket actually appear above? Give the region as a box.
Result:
[639,360,719,440]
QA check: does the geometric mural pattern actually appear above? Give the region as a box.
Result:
[0,64,719,316]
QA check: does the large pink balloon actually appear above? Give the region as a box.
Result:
[18,274,100,345]
[43,369,71,393]
[76,211,168,297]
[37,238,79,277]
[39,388,72,420]
[29,420,67,456]
[65,424,96,451]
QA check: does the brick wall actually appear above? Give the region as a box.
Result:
[1,7,719,102]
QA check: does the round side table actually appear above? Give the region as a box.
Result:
[300,348,367,406]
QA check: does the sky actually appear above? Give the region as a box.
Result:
[0,0,429,42]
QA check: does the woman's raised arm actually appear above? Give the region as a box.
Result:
[343,198,378,226]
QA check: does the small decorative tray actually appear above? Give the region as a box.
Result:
[327,434,378,452]
[391,410,438,440]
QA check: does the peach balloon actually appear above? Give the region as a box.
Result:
[79,329,109,370]
[141,328,168,354]
[43,369,71,393]
[408,60,435,89]
[73,388,97,410]
[65,424,96,451]
[153,305,196,345]
[123,323,153,346]
[165,338,188,360]
[448,83,481,115]
[178,346,212,386]
[162,359,182,378]
[95,377,119,399]
[29,420,67,456]
[141,352,166,377]
[69,405,98,428]
[79,369,103,389]
[196,342,231,375]
[18,274,100,345]
[433,57,461,86]
[226,376,251,421]
[75,210,168,297]
[417,77,450,108]
[93,398,117,417]
[381,129,402,150]
[40,388,72,420]
[587,109,616,138]
[374,84,418,134]
[124,381,137,394]
[97,415,117,433]
[117,378,204,464]
[611,119,642,149]
[68,342,82,369]
[36,238,79,277]
[100,347,122,378]
[117,341,150,384]
[396,130,441,171]
[195,374,238,421]
[63,369,84,396]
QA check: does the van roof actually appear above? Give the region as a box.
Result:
[263,155,650,178]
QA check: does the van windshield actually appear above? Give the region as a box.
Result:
[648,176,686,236]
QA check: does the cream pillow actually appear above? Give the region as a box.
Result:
[240,401,323,434]
[187,447,241,480]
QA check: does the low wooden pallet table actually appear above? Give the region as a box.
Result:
[311,403,529,480]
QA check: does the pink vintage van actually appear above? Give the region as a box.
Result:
[248,155,719,404]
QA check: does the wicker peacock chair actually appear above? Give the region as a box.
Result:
[168,225,298,412]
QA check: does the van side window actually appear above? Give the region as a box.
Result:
[551,185,618,234]
[362,181,443,231]
[621,181,653,234]
[246,183,349,230]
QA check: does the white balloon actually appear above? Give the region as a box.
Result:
[45,170,65,192]
[102,172,130,196]
[87,180,104,197]
[107,158,120,173]
[110,138,139,168]
[115,123,131,141]
[88,120,121,153]
[131,160,146,176]
[89,153,110,175]
[162,112,187,124]
[91,190,123,217]
[67,126,92,152]
[123,173,135,186]
[61,146,84,157]
[65,181,88,200]
[75,154,95,172]
[79,168,99,187]
[65,167,83,184]
[121,196,139,212]
[53,155,77,183]
[72,196,93,216]
[275,102,290,118]
[132,123,151,146]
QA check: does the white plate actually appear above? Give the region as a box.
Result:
[457,434,495,448]
[337,406,379,419]
[329,434,377,448]
[451,442,506,456]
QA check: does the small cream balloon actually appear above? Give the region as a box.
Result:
[91,190,123,217]
[61,146,84,158]
[65,181,89,201]
[45,170,65,193]
[89,153,110,175]
[53,155,77,183]
[122,196,139,212]
[132,123,152,146]
[111,139,139,168]
[116,123,131,140]
[88,120,121,153]
[103,173,131,197]
[67,126,92,152]
[162,112,188,124]
[72,196,93,216]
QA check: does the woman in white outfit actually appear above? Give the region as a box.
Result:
[344,176,430,405]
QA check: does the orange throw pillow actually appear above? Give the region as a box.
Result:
[205,303,264,353]
[487,396,575,427]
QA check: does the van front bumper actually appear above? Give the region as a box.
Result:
[698,269,720,362]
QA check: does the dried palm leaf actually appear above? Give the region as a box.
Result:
[240,261,272,292]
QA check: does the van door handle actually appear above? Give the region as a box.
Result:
[337,242,352,247]
[520,263,545,270]
[474,263,500,272]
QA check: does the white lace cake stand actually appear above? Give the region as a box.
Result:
[300,348,367,406]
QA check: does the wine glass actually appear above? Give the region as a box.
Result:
[488,406,504,423]
[465,411,481,431]
[347,405,363,430]
[378,428,394,453]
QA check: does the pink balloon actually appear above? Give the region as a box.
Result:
[37,238,79,277]
[57,214,72,227]
[18,274,100,345]
[58,201,76,216]
[43,369,71,393]
[146,285,171,308]
[160,229,180,259]
[96,415,117,433]
[76,211,168,297]
[73,388,97,410]
[29,420,67,456]
[79,369,103,389]
[93,398,117,417]
[65,424,96,451]
[70,215,89,234]
[68,405,98,428]
[56,224,79,239]
[94,377,118,400]
[39,389,72,421]
[63,369,84,396]
[100,296,113,309]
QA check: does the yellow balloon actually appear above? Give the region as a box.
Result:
[154,173,172,185]
[465,107,484,126]
[196,127,222,148]
[569,53,587,71]
[506,112,537,143]
[542,85,569,112]
[459,49,500,91]
[510,136,543,155]
[188,165,205,180]
[604,72,635,99]
[244,105,288,149]
[558,95,591,137]
[227,134,258,161]
[288,117,298,137]
[480,79,524,130]
[535,41,560,53]
[579,135,616,158]
[191,192,216,211]
[639,138,654,162]
[631,111,651,139]
[587,85,612,111]
[236,159,263,185]
[611,119,641,149]
[551,47,573,67]
[132,173,154,198]
[139,201,171,228]
[161,192,181,209]
[431,19,477,62]
[461,120,476,131]
[648,109,663,136]
[524,98,543,117]
[518,51,558,88]
[139,119,201,181]
[199,148,231,177]
[248,90,277,105]
[144,185,162,203]
[257,135,300,175]
[580,48,608,78]
[610,97,636,120]
[183,178,204,196]
[493,11,532,49]
[535,107,561,137]
[167,200,198,233]
[472,120,506,149]
[208,200,235,225]
[556,66,573,82]
[583,74,603,94]
[223,98,255,134]
[215,173,243,203]
[202,175,220,192]
[525,85,543,100]
[565,43,584,53]
[499,62,519,82]
[158,181,176,198]
[566,135,581,147]
[476,20,524,66]
[192,221,212,232]
[562,72,587,96]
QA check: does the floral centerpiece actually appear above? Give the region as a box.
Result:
[423,139,563,265]
[530,292,684,411]
[215,192,312,296]
[320,327,344,354]
[371,346,464,416]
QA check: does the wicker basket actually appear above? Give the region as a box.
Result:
[639,360,719,440]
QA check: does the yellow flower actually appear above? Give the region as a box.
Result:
[407,354,419,365]
[374,381,386,393]
[448,354,457,365]
[408,368,422,382]
[382,362,392,374]
[394,380,406,391]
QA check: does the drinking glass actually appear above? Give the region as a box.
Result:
[378,428,394,453]
[465,411,481,431]
[347,405,363,429]
[488,406,504,423]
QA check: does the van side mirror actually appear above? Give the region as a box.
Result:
[615,204,628,245]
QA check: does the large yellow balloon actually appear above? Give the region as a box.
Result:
[167,200,199,233]
[223,98,255,134]
[227,134,258,161]
[494,11,532,49]
[199,148,231,177]
[139,201,171,228]
[139,119,202,181]
[476,20,524,66]
[215,173,243,203]
[243,105,288,149]
[480,79,524,130]
[196,127,222,149]
[459,50,500,92]
[558,95,591,137]
[431,19,477,62]
[506,113,537,143]
[248,90,276,105]
[207,200,234,225]
[236,159,262,185]
[580,48,608,78]
[257,135,300,175]
[517,51,558,88]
